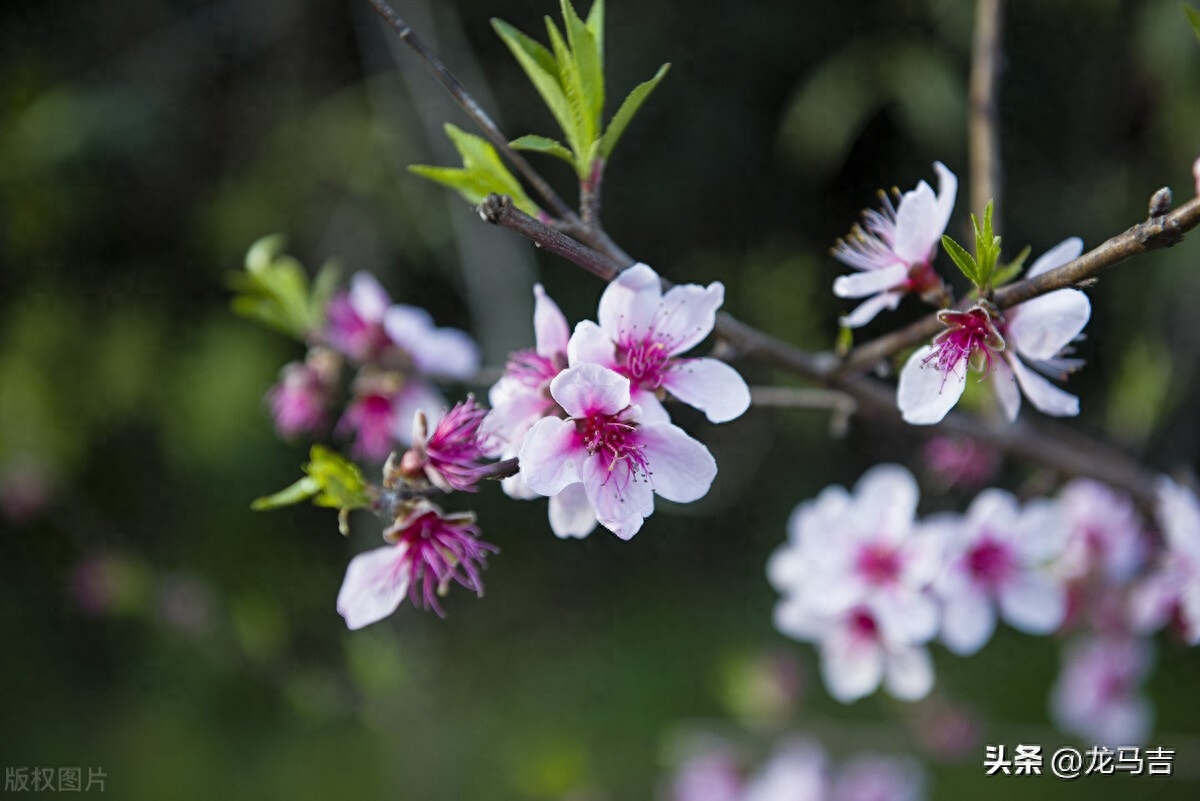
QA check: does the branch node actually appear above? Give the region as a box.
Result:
[1148,186,1173,218]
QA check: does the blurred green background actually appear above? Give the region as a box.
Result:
[2,0,1199,798]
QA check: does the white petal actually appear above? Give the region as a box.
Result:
[897,345,967,425]
[992,356,1022,421]
[840,291,904,329]
[391,382,447,446]
[662,358,751,423]
[1008,289,1091,361]
[999,572,1066,634]
[533,284,570,358]
[548,483,598,538]
[853,464,920,532]
[582,456,654,539]
[884,645,935,701]
[873,590,938,645]
[822,630,885,703]
[566,320,617,369]
[773,595,827,642]
[767,545,808,592]
[549,363,630,418]
[1010,355,1080,417]
[1027,237,1084,278]
[832,263,909,299]
[892,180,939,265]
[939,586,996,656]
[410,327,481,380]
[336,545,409,630]
[349,271,392,322]
[638,423,718,503]
[382,304,434,351]
[631,388,671,424]
[479,385,549,457]
[500,471,538,500]
[597,263,662,339]
[930,161,958,243]
[518,417,582,496]
[653,281,725,354]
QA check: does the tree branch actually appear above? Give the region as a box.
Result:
[969,0,1004,225]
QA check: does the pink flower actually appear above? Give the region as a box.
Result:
[741,739,828,801]
[337,387,400,460]
[1050,635,1154,747]
[832,163,957,328]
[896,304,1006,425]
[399,397,490,492]
[990,239,1091,421]
[336,503,497,627]
[920,436,1000,490]
[1129,478,1200,644]
[769,466,941,702]
[1054,478,1145,587]
[518,363,717,540]
[567,263,750,424]
[481,285,598,539]
[325,272,396,361]
[831,756,925,801]
[266,348,339,438]
[932,489,1068,655]
[670,746,744,801]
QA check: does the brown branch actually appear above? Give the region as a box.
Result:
[839,193,1200,376]
[969,0,1004,225]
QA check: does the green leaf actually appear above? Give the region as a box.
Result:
[1186,4,1200,42]
[492,18,578,155]
[991,244,1032,288]
[252,476,320,510]
[409,124,540,216]
[511,134,577,165]
[601,63,670,159]
[941,234,980,286]
[305,445,373,510]
[586,0,605,70]
[970,200,1002,287]
[229,235,315,338]
[545,15,592,165]
[562,0,604,134]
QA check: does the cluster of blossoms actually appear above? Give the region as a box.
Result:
[267,271,481,458]
[321,264,748,627]
[768,465,1200,746]
[832,163,1092,426]
[669,736,925,801]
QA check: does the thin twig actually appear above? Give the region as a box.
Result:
[969,0,1004,226]
[838,193,1200,377]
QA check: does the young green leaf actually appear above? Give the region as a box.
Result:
[586,0,605,69]
[601,63,670,158]
[970,201,1002,286]
[306,445,373,510]
[229,235,315,338]
[409,123,540,215]
[545,15,593,166]
[941,234,980,286]
[251,476,321,511]
[991,244,1032,288]
[511,134,577,166]
[492,18,578,154]
[562,0,604,130]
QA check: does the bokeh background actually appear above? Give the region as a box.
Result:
[2,0,1200,798]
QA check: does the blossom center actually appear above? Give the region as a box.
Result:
[966,534,1015,589]
[506,349,560,390]
[392,511,496,616]
[616,337,672,389]
[576,413,650,480]
[856,543,903,586]
[924,306,1006,382]
[849,608,880,642]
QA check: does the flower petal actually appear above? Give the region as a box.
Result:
[549,363,630,418]
[822,629,885,703]
[833,263,909,299]
[652,281,726,355]
[992,356,1022,421]
[884,645,935,701]
[930,162,958,244]
[999,572,1066,635]
[411,327,481,380]
[854,463,920,532]
[939,585,996,655]
[383,304,434,351]
[631,388,671,424]
[566,319,618,369]
[336,544,409,630]
[892,181,939,266]
[598,263,662,340]
[1010,355,1079,417]
[349,271,393,322]
[548,482,598,539]
[533,283,570,358]
[1027,237,1084,278]
[1007,289,1091,361]
[897,345,967,425]
[638,423,718,504]
[518,417,582,496]
[581,455,654,539]
[840,291,904,329]
[662,358,751,423]
[391,382,448,446]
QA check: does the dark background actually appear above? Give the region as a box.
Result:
[2,0,1199,798]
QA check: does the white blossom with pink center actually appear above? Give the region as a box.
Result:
[1053,478,1145,586]
[480,285,598,538]
[932,489,1068,655]
[830,755,926,801]
[990,238,1091,421]
[1130,478,1200,644]
[832,162,957,328]
[741,738,829,801]
[1050,634,1154,747]
[566,263,750,424]
[769,465,942,703]
[518,363,717,540]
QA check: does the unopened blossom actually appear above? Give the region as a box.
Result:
[266,347,340,438]
[831,756,925,801]
[1129,478,1200,644]
[932,489,1068,655]
[990,239,1091,421]
[480,286,598,538]
[567,263,750,424]
[832,162,957,328]
[920,436,1000,491]
[769,465,941,702]
[397,397,490,492]
[336,502,497,627]
[741,739,829,801]
[519,363,717,540]
[1054,478,1145,587]
[1050,635,1154,747]
[896,303,1006,425]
